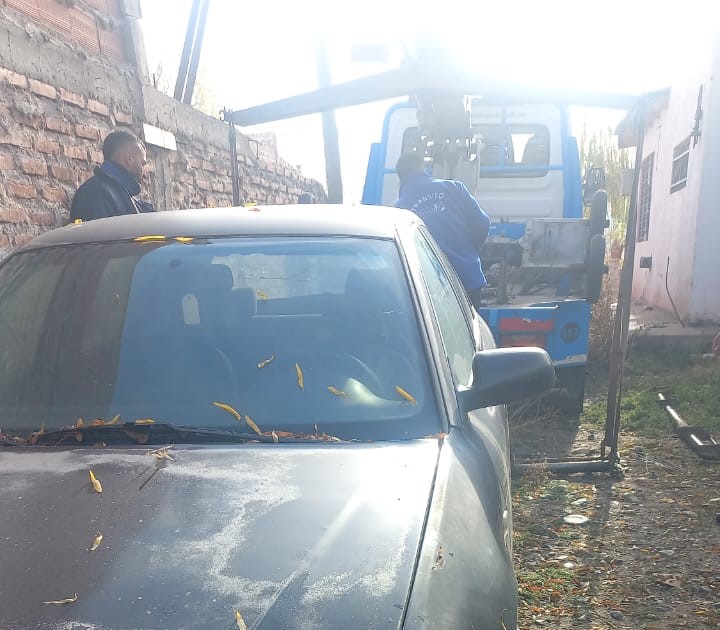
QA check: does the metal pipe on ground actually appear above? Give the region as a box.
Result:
[657,393,720,460]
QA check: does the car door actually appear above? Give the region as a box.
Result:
[401,227,518,628]
[412,226,513,551]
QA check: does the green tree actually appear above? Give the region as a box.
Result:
[579,124,633,254]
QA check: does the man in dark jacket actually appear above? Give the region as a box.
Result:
[395,152,490,308]
[70,130,154,221]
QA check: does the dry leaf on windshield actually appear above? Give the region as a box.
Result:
[256,290,270,301]
[395,386,417,404]
[235,610,248,630]
[271,430,279,443]
[213,402,242,422]
[42,593,78,605]
[432,545,445,570]
[74,418,84,429]
[257,355,275,369]
[295,363,304,390]
[328,386,351,398]
[244,415,262,436]
[88,532,103,552]
[88,470,102,493]
[89,419,106,427]
[27,423,47,446]
[107,414,121,426]
[134,418,155,425]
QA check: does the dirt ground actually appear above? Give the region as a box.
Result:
[510,363,720,629]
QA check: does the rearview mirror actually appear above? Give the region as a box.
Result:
[457,348,555,412]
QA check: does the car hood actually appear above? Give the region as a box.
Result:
[0,440,439,630]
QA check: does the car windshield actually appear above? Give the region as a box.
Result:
[0,236,439,441]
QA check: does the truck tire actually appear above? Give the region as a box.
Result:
[588,190,608,236]
[555,365,586,416]
[584,233,606,303]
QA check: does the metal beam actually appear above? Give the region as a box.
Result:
[226,64,641,127]
[316,37,343,203]
[174,0,202,101]
[182,0,211,105]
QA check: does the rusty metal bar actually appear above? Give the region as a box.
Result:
[658,393,720,460]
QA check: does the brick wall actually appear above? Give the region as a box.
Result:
[0,4,326,258]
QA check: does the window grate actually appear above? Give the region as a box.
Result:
[637,153,654,243]
[670,136,691,193]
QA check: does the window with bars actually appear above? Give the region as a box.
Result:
[670,136,691,193]
[637,153,654,242]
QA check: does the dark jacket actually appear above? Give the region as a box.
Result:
[70,163,154,222]
[396,172,490,291]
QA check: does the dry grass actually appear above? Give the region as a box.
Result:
[588,262,619,364]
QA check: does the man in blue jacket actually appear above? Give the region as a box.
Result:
[395,152,490,308]
[70,130,154,221]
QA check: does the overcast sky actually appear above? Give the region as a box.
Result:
[139,0,719,201]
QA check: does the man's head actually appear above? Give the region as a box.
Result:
[103,131,147,182]
[395,152,426,183]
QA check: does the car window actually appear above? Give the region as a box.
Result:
[413,230,475,386]
[0,237,439,440]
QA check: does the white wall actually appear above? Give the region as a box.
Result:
[632,40,716,322]
[689,37,720,323]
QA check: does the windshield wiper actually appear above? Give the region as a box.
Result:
[25,422,348,446]
[31,422,274,446]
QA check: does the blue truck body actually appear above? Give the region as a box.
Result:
[362,101,603,409]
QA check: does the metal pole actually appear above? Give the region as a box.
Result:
[315,37,344,203]
[182,0,211,105]
[602,102,647,465]
[225,111,241,207]
[174,0,202,101]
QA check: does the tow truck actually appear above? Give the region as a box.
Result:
[225,53,638,414]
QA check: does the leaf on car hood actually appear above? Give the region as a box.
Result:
[88,531,103,552]
[28,423,46,446]
[328,386,351,398]
[42,593,78,605]
[257,354,275,369]
[235,610,248,630]
[88,469,103,493]
[296,363,304,390]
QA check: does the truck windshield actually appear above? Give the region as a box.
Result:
[0,237,438,440]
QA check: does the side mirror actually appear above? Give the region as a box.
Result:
[457,347,555,412]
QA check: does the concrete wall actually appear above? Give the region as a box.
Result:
[689,37,720,324]
[631,44,716,323]
[0,4,325,257]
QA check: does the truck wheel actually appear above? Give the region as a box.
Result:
[588,190,608,236]
[555,366,586,416]
[584,234,606,303]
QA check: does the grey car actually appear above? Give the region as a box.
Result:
[0,205,553,629]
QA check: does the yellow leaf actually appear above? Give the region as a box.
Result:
[133,235,166,242]
[257,355,275,369]
[271,430,279,443]
[295,363,304,390]
[74,418,84,429]
[395,385,417,404]
[244,415,262,436]
[107,414,121,426]
[89,532,103,552]
[256,290,270,300]
[235,610,248,630]
[42,593,78,605]
[134,418,155,425]
[174,236,194,243]
[149,446,176,461]
[213,401,242,421]
[88,469,102,493]
[328,386,351,398]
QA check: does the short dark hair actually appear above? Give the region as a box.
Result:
[395,152,426,181]
[102,130,142,161]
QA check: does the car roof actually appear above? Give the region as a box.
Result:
[23,205,417,250]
